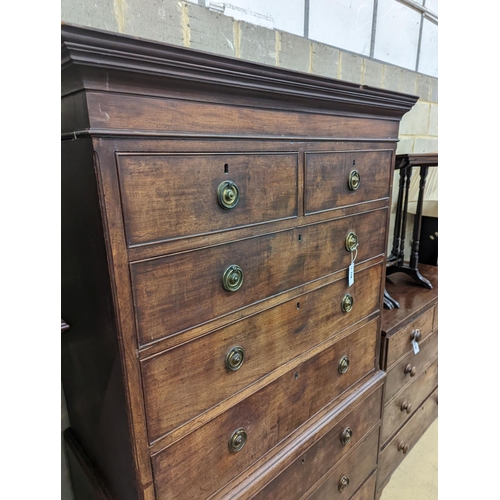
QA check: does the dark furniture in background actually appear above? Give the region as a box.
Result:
[384,153,438,309]
[376,264,438,498]
[61,25,417,500]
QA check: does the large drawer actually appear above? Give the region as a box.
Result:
[378,388,438,487]
[304,149,392,215]
[384,330,438,404]
[151,321,377,499]
[384,305,435,369]
[142,264,383,441]
[252,384,382,500]
[117,152,298,246]
[305,426,379,500]
[131,208,387,345]
[381,356,438,445]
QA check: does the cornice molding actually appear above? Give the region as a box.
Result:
[61,24,418,119]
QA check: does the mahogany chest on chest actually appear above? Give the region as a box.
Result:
[61,25,417,500]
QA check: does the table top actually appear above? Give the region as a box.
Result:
[382,264,438,337]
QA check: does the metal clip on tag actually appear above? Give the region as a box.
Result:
[348,247,358,287]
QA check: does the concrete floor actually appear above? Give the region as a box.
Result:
[380,419,438,500]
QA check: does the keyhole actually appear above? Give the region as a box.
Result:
[352,159,356,166]
[296,302,300,309]
[224,164,229,174]
[294,372,299,380]
[298,234,302,241]
[301,458,305,465]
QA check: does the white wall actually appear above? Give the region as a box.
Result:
[187,0,438,77]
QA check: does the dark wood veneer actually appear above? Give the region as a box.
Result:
[61,23,417,500]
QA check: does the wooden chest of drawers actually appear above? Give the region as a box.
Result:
[61,25,417,500]
[376,264,438,497]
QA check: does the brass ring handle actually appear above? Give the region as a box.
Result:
[338,474,350,492]
[345,232,359,252]
[222,265,244,292]
[397,441,410,454]
[228,428,247,453]
[404,364,417,377]
[338,355,350,374]
[225,346,245,371]
[400,400,412,414]
[217,180,240,209]
[340,427,353,446]
[411,329,421,341]
[341,294,354,313]
[348,170,361,191]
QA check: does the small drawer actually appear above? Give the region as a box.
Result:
[384,305,435,369]
[151,321,377,500]
[378,388,438,487]
[306,427,379,500]
[142,264,383,441]
[304,149,393,215]
[117,152,298,246]
[381,357,438,445]
[131,208,387,345]
[252,384,382,500]
[384,330,438,404]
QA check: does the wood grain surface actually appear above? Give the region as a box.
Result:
[131,208,387,345]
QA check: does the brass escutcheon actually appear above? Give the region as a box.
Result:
[222,265,244,292]
[340,427,353,446]
[341,294,354,313]
[338,355,350,374]
[228,428,247,453]
[225,346,245,371]
[338,474,350,492]
[345,232,359,252]
[348,170,361,191]
[217,180,240,209]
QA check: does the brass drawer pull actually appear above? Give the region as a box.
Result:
[348,170,361,191]
[222,265,244,292]
[341,294,354,313]
[345,232,359,252]
[338,355,350,374]
[225,346,245,371]
[410,329,421,341]
[217,180,240,209]
[338,474,350,492]
[404,364,417,377]
[340,427,353,446]
[400,400,412,414]
[397,441,410,454]
[228,428,247,453]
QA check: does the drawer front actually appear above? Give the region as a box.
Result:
[381,357,438,445]
[385,305,435,368]
[306,427,379,500]
[304,150,392,215]
[151,321,377,500]
[384,330,438,404]
[343,472,376,500]
[132,208,387,345]
[117,153,298,246]
[253,384,383,500]
[143,264,383,441]
[378,388,438,487]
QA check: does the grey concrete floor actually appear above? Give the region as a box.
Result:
[380,418,438,500]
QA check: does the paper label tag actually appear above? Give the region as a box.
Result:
[412,339,420,355]
[348,262,355,287]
